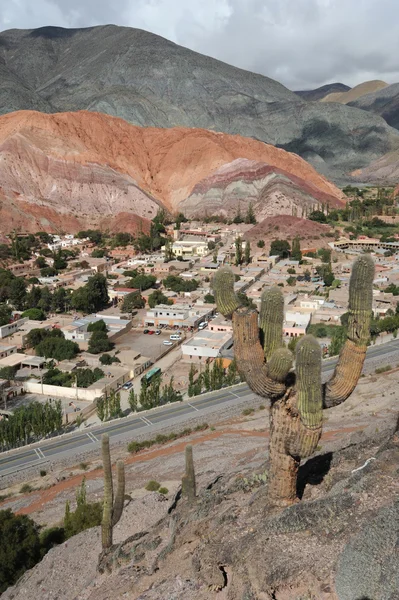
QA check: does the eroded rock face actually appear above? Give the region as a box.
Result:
[0,110,345,232]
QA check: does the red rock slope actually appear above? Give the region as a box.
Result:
[0,110,345,233]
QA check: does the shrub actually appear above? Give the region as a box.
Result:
[39,470,47,477]
[242,408,255,416]
[375,365,392,374]
[100,353,121,365]
[0,509,41,593]
[63,479,102,539]
[39,527,65,557]
[127,424,209,454]
[20,484,33,494]
[158,487,169,495]
[145,480,161,491]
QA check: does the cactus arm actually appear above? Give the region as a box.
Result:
[182,444,196,504]
[232,308,288,399]
[324,255,374,408]
[101,434,114,549]
[259,287,285,359]
[111,460,125,527]
[212,266,241,317]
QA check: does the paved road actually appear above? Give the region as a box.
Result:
[1,338,399,479]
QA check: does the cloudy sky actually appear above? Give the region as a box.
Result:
[1,0,398,90]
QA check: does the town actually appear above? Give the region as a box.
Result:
[1,191,399,450]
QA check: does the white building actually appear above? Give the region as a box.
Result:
[144,304,213,329]
[181,330,233,359]
[169,240,208,259]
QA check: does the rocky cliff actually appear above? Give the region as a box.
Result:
[0,110,345,233]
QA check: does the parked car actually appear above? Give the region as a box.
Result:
[198,322,207,330]
[148,330,155,335]
[170,334,181,340]
[143,329,149,334]
[122,382,133,390]
[155,330,161,335]
[163,340,173,346]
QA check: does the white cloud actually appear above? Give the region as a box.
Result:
[1,0,399,89]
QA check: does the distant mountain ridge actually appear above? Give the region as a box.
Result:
[320,80,388,105]
[294,83,350,102]
[0,25,398,181]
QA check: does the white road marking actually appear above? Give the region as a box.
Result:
[34,448,45,459]
[187,402,200,411]
[140,416,152,426]
[86,432,98,443]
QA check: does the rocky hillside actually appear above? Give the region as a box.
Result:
[294,83,350,102]
[0,110,345,233]
[0,25,398,179]
[349,82,399,130]
[351,147,399,183]
[1,366,398,600]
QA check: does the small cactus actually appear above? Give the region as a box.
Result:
[213,255,374,505]
[182,444,196,504]
[101,434,125,549]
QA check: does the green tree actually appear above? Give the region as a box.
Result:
[148,290,173,308]
[88,331,113,354]
[291,236,302,261]
[270,239,291,259]
[244,202,257,225]
[244,240,251,264]
[308,210,327,223]
[0,509,41,593]
[128,388,138,412]
[126,274,156,291]
[257,240,265,249]
[235,237,243,266]
[164,238,175,262]
[21,308,46,321]
[9,278,27,310]
[0,304,12,327]
[71,274,109,313]
[0,366,17,381]
[188,364,197,398]
[35,256,48,269]
[36,335,79,361]
[204,293,215,304]
[163,275,199,293]
[87,319,107,333]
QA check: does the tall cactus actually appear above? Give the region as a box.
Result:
[213,255,374,505]
[182,444,196,504]
[101,434,125,549]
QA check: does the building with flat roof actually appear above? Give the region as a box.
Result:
[181,330,233,359]
[144,304,214,329]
